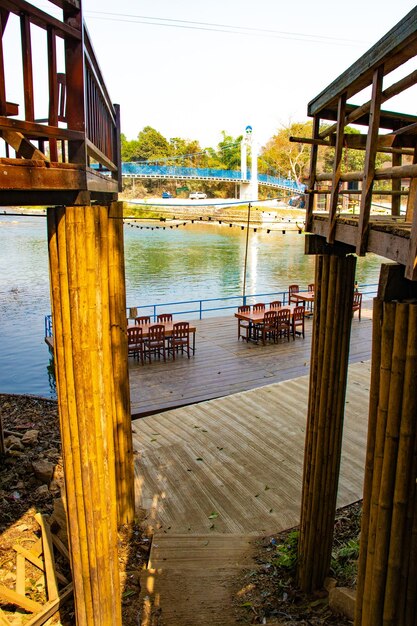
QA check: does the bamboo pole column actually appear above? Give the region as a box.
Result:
[297,249,356,592]
[47,205,124,626]
[354,284,417,626]
[108,201,135,524]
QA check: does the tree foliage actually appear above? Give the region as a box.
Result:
[260,121,313,182]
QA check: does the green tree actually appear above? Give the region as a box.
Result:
[261,121,313,183]
[168,137,204,166]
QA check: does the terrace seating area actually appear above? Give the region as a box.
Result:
[128,302,373,416]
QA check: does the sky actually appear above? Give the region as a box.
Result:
[4,0,417,150]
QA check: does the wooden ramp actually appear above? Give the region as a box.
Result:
[133,360,370,536]
[140,534,256,626]
[134,361,370,625]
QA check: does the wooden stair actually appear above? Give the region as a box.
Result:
[139,534,258,626]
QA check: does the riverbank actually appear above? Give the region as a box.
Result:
[122,200,306,229]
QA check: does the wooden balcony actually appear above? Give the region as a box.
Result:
[291,6,417,280]
[0,0,121,205]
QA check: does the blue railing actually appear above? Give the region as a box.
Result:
[44,283,378,337]
[119,163,306,192]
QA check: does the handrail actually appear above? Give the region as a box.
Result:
[44,283,378,337]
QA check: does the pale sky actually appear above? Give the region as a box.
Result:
[4,1,417,150]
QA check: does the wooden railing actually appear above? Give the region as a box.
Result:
[290,7,417,279]
[0,0,121,198]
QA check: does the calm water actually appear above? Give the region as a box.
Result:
[0,214,382,397]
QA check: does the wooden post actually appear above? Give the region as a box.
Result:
[297,247,356,592]
[355,264,417,626]
[47,205,123,625]
[108,201,135,524]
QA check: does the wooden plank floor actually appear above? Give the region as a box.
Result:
[132,360,370,537]
[129,302,373,416]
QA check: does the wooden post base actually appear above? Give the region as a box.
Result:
[297,251,356,592]
[355,264,417,626]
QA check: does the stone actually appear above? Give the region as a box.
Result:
[4,435,24,451]
[34,484,50,498]
[329,586,356,620]
[21,429,39,445]
[32,459,55,484]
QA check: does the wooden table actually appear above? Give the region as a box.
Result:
[128,321,197,354]
[290,291,315,305]
[235,307,295,342]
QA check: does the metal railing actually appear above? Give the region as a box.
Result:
[44,283,378,337]
[119,163,306,192]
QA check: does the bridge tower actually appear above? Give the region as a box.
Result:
[239,125,259,201]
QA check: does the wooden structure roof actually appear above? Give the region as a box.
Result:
[295,6,417,280]
[0,0,121,205]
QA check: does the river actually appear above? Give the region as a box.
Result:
[0,213,382,398]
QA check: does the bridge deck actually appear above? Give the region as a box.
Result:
[129,303,372,417]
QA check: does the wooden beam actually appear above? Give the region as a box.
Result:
[305,116,320,232]
[308,7,417,116]
[392,152,402,216]
[0,162,87,190]
[24,584,73,626]
[0,115,84,140]
[320,68,417,139]
[0,0,81,40]
[1,129,48,160]
[47,27,58,161]
[406,187,417,279]
[0,12,6,116]
[35,513,58,602]
[311,215,411,266]
[378,263,417,298]
[20,13,34,121]
[0,584,42,613]
[406,148,417,222]
[86,139,117,172]
[328,93,347,243]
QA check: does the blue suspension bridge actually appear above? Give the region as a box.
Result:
[121,163,306,195]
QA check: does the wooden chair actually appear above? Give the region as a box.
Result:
[269,300,282,309]
[237,305,251,341]
[308,283,315,292]
[157,313,173,323]
[145,324,166,362]
[352,292,362,320]
[127,326,145,365]
[275,308,291,342]
[253,303,265,311]
[135,315,151,326]
[169,322,191,359]
[261,309,277,345]
[292,306,305,339]
[288,285,299,304]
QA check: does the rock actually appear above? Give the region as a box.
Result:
[4,435,24,451]
[34,484,50,498]
[21,429,39,445]
[32,459,55,484]
[329,586,356,620]
[324,577,337,591]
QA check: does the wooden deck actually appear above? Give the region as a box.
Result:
[132,359,370,536]
[129,301,373,416]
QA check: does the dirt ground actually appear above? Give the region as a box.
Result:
[0,394,150,625]
[235,502,361,624]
